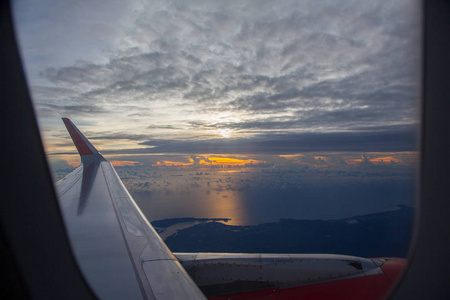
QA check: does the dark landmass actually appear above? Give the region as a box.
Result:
[163,206,414,258]
[151,217,231,228]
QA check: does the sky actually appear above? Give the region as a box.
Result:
[12,0,421,169]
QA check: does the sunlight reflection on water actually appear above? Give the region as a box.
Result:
[133,188,250,226]
[125,166,416,226]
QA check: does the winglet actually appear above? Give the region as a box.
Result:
[62,118,105,164]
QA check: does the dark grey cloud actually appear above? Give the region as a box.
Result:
[41,103,108,115]
[130,125,418,155]
[147,124,175,129]
[188,118,303,131]
[88,133,149,141]
[187,115,417,137]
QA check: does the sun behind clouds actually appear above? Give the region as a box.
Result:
[219,129,232,138]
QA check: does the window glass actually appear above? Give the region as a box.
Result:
[13,0,420,286]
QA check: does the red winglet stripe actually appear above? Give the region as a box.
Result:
[63,118,94,156]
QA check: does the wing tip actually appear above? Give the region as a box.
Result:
[61,118,105,163]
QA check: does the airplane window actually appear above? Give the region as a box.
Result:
[12,0,421,299]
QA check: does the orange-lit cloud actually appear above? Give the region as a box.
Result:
[151,156,266,167]
[278,152,416,167]
[370,156,401,163]
[279,154,327,165]
[279,154,304,159]
[110,160,141,167]
[347,156,402,164]
[201,156,265,166]
[155,160,192,166]
[49,154,80,168]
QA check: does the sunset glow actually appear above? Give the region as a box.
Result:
[347,156,402,165]
[155,161,192,167]
[201,157,265,166]
[110,160,141,167]
[151,156,266,167]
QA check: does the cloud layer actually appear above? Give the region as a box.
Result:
[14,0,421,155]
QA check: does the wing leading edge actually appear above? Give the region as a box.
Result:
[57,118,206,300]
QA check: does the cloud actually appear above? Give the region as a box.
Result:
[132,125,418,155]
[41,103,108,114]
[110,160,141,167]
[48,158,74,172]
[86,132,150,141]
[14,0,421,155]
[147,125,180,130]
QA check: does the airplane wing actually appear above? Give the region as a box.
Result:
[57,118,406,300]
[56,118,206,300]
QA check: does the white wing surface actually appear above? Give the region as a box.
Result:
[56,118,206,300]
